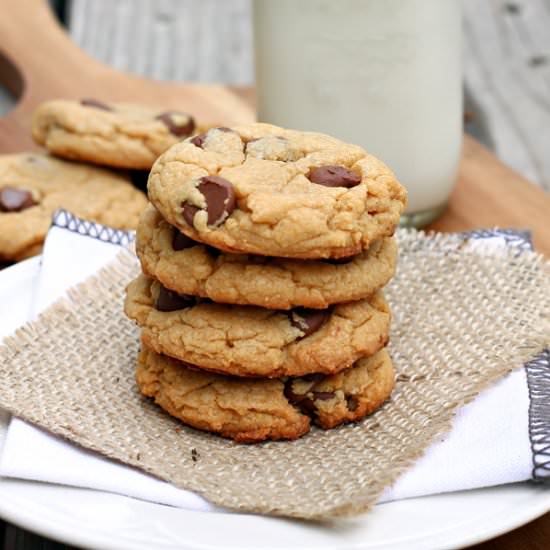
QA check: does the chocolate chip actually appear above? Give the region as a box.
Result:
[190,127,233,149]
[190,133,207,148]
[156,111,195,137]
[284,384,302,404]
[312,391,335,401]
[80,98,112,111]
[284,381,310,405]
[182,176,236,227]
[284,381,335,415]
[308,166,361,188]
[289,308,329,337]
[296,397,316,413]
[172,229,196,251]
[346,396,359,411]
[155,285,195,312]
[0,187,37,212]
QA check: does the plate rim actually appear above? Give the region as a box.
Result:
[0,479,548,550]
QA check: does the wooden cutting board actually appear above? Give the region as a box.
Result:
[0,0,255,154]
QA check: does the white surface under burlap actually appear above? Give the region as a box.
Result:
[0,231,549,519]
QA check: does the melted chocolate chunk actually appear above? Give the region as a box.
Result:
[190,133,207,148]
[0,187,37,212]
[289,308,329,337]
[156,111,195,137]
[284,375,335,415]
[80,98,112,111]
[172,229,196,251]
[155,285,195,312]
[312,391,335,401]
[284,383,316,412]
[283,384,303,405]
[190,127,233,149]
[182,176,236,227]
[296,396,316,413]
[308,166,361,188]
[346,395,359,411]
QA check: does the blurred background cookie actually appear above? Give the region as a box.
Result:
[0,152,146,261]
[32,99,209,170]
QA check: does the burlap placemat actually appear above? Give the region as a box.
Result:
[0,230,549,520]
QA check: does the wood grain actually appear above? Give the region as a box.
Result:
[0,0,254,154]
[475,507,550,550]
[69,0,254,85]
[463,0,550,191]
[429,135,550,257]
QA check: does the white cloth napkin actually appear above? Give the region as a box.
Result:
[0,214,536,510]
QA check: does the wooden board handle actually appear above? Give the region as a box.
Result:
[0,0,254,153]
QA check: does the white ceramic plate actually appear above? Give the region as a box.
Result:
[0,480,549,550]
[0,260,549,550]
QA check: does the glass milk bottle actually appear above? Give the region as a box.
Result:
[253,0,462,227]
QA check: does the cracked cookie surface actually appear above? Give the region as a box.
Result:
[0,153,146,261]
[136,204,397,309]
[148,123,407,259]
[124,274,391,377]
[32,99,208,170]
[137,346,395,442]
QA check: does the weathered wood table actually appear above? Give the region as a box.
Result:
[0,0,549,548]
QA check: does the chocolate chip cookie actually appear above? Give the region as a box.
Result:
[136,204,397,309]
[137,346,395,442]
[148,123,407,259]
[32,99,207,170]
[124,274,391,378]
[0,153,147,261]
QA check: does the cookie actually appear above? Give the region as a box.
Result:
[124,274,391,378]
[137,346,395,442]
[0,153,147,261]
[148,123,407,259]
[32,99,208,170]
[136,204,398,309]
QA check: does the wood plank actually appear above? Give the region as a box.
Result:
[0,0,254,154]
[463,0,550,191]
[474,509,550,550]
[68,0,253,84]
[429,136,550,257]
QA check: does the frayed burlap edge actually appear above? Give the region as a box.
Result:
[0,229,549,520]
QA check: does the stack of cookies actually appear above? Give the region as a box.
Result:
[124,123,407,442]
